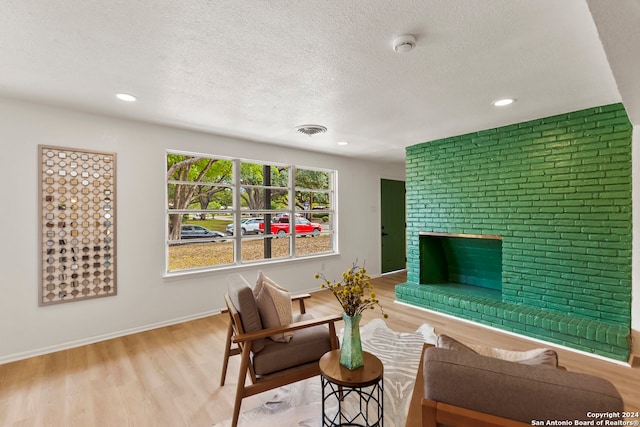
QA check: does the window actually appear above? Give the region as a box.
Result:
[166,151,336,273]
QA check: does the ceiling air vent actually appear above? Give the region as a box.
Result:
[295,124,327,136]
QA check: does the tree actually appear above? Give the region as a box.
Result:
[294,170,330,215]
[166,157,330,239]
[239,163,288,210]
[166,155,231,239]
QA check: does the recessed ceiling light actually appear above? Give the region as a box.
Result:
[493,98,515,107]
[116,93,137,102]
[337,141,349,146]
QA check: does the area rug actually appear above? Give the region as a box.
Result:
[213,319,436,427]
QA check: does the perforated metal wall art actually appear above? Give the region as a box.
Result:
[39,145,117,306]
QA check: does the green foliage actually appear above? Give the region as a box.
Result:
[294,169,330,210]
[183,218,231,233]
[166,154,233,213]
[240,163,288,186]
[295,169,329,190]
[315,263,387,318]
[167,154,232,183]
[239,163,290,210]
[312,213,331,222]
[167,155,332,238]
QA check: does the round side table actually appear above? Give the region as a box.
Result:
[319,350,384,426]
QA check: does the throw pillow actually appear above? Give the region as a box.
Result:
[227,273,265,353]
[436,334,558,368]
[436,334,477,354]
[254,271,294,342]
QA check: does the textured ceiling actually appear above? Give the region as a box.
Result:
[1,0,637,163]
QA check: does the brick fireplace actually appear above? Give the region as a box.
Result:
[396,103,632,361]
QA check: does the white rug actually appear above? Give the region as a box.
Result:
[213,319,436,427]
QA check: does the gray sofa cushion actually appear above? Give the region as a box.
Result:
[252,313,332,376]
[423,347,624,424]
[227,274,265,353]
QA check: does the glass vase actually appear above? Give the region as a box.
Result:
[340,312,364,370]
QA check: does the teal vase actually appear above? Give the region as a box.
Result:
[340,312,364,370]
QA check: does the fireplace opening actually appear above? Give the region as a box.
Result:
[419,232,502,298]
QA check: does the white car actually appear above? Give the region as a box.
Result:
[226,218,264,235]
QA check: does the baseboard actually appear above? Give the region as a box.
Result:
[0,309,221,365]
[395,301,631,367]
[382,268,407,276]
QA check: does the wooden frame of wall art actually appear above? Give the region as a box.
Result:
[38,145,117,306]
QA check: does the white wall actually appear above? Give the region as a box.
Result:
[633,125,640,355]
[0,97,405,363]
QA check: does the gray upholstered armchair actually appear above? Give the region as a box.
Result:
[220,273,341,427]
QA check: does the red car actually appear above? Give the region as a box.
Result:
[259,217,322,237]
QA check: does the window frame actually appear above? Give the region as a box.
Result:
[166,150,337,274]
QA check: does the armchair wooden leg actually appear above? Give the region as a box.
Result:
[220,320,234,386]
[231,390,243,427]
[422,398,438,427]
[329,322,339,350]
[231,345,252,427]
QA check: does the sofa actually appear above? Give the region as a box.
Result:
[421,346,624,427]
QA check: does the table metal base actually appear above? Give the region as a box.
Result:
[321,374,383,426]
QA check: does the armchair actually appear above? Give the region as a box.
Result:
[220,274,341,427]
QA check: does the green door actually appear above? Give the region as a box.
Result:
[381,179,406,273]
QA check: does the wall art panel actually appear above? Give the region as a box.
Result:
[39,145,117,305]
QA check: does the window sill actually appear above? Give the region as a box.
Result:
[163,252,340,281]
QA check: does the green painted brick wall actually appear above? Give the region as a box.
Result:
[401,103,632,359]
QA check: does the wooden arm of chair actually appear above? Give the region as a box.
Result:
[232,314,342,343]
[292,293,311,314]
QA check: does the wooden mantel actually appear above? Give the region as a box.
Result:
[419,231,502,240]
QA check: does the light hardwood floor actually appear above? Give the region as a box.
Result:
[0,272,637,427]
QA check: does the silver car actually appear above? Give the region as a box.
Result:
[180,225,226,240]
[226,218,264,235]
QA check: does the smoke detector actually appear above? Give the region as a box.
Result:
[295,124,327,136]
[393,34,416,53]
